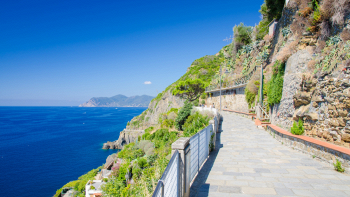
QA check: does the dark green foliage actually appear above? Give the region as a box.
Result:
[265,0,285,21]
[256,3,270,40]
[233,23,253,46]
[172,78,207,102]
[291,119,304,135]
[183,112,210,137]
[334,159,345,172]
[267,61,285,106]
[138,157,148,168]
[245,88,256,108]
[175,101,193,131]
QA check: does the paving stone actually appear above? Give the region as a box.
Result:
[218,186,241,193]
[241,187,276,195]
[189,112,350,197]
[275,188,295,195]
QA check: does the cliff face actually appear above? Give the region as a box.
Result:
[103,129,145,149]
[102,90,185,149]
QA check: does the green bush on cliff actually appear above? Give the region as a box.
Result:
[291,119,304,135]
[267,61,285,106]
[183,112,210,137]
[175,101,193,131]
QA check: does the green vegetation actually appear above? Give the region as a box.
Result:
[183,112,210,137]
[151,55,224,109]
[265,0,285,21]
[233,23,253,46]
[54,167,102,197]
[256,3,269,40]
[54,180,80,197]
[172,78,207,102]
[291,119,304,135]
[175,101,193,131]
[267,61,285,106]
[334,159,345,173]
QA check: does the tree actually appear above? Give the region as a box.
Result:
[175,101,192,131]
[256,2,270,40]
[265,0,285,21]
[233,23,253,46]
[172,79,207,102]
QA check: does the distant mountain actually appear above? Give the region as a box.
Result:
[79,94,154,107]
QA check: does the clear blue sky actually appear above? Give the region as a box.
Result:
[0,0,263,106]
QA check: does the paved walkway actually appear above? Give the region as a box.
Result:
[190,111,350,197]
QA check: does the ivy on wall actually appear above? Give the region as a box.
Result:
[267,60,285,106]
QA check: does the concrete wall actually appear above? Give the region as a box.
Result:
[206,87,249,113]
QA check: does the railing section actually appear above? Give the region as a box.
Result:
[153,150,180,197]
[152,124,214,197]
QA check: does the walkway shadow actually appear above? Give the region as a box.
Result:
[189,121,224,197]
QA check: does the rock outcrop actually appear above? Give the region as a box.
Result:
[271,49,313,129]
[102,129,145,149]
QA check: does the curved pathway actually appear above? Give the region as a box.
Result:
[190,111,350,197]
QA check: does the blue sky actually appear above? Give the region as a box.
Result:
[0,0,263,106]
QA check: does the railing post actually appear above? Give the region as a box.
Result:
[172,137,190,197]
[209,120,216,149]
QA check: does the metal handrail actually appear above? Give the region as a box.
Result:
[152,149,180,197]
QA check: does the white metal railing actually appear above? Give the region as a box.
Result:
[152,124,215,197]
[189,125,212,181]
[152,150,180,197]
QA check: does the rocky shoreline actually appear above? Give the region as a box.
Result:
[102,129,145,149]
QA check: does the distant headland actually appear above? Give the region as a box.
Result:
[79,94,154,107]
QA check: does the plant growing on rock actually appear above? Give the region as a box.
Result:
[333,159,345,172]
[267,61,285,106]
[291,119,304,135]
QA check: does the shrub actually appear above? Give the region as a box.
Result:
[233,23,253,46]
[245,89,256,108]
[201,100,206,105]
[90,186,96,190]
[103,178,108,182]
[291,119,304,135]
[138,157,149,169]
[175,101,192,131]
[266,0,285,21]
[183,112,210,137]
[145,127,154,133]
[267,61,285,106]
[162,119,175,128]
[334,159,345,172]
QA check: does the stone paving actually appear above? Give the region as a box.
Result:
[190,111,350,197]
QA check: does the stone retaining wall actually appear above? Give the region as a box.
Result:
[206,87,249,113]
[267,125,350,174]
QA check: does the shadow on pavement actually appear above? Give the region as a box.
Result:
[189,119,224,197]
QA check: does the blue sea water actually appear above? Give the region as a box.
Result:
[0,106,146,197]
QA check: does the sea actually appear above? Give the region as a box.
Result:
[0,106,146,197]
